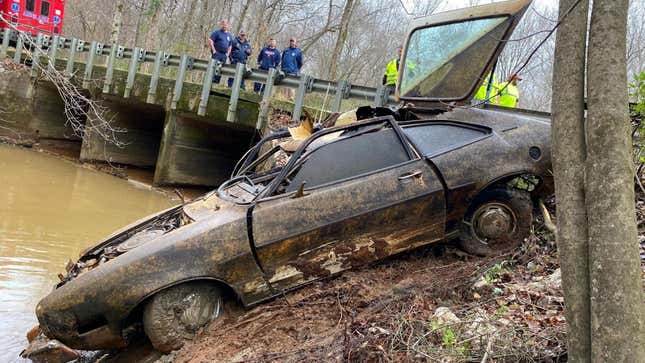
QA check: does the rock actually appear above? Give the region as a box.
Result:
[473,276,489,290]
[433,307,461,325]
[528,268,562,291]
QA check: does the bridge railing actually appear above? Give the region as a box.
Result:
[0,28,396,130]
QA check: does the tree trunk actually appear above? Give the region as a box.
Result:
[133,0,148,47]
[586,0,645,361]
[328,0,360,80]
[109,1,124,46]
[235,0,251,35]
[550,0,591,361]
[180,0,198,53]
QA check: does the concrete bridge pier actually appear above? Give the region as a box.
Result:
[79,96,165,167]
[0,72,79,140]
[153,109,256,187]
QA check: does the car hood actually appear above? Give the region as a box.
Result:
[398,0,531,105]
[59,193,242,287]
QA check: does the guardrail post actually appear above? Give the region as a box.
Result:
[171,55,191,110]
[82,41,98,88]
[13,35,23,63]
[1,28,11,58]
[292,74,313,122]
[198,58,217,116]
[65,38,78,75]
[256,68,277,130]
[30,33,44,77]
[102,44,118,93]
[48,35,59,71]
[226,62,246,122]
[373,84,388,107]
[332,80,350,113]
[124,47,141,98]
[147,52,164,104]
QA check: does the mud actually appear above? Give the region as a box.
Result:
[172,243,512,362]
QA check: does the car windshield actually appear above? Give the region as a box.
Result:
[400,15,511,100]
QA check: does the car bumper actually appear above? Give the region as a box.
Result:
[37,303,127,350]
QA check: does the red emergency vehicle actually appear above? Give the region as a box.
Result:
[0,0,65,35]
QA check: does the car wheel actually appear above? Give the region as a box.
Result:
[143,281,223,353]
[459,188,532,256]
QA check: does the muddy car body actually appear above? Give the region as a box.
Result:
[32,0,550,355]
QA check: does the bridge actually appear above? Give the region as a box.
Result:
[0,28,395,187]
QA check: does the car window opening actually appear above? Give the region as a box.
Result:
[218,120,408,203]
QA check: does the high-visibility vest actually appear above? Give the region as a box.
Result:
[384,59,416,87]
[498,82,520,108]
[384,59,399,86]
[474,73,500,103]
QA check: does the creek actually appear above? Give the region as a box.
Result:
[0,144,178,362]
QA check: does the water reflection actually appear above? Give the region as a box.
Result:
[0,145,178,362]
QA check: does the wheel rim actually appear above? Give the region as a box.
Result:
[176,293,222,332]
[471,202,517,244]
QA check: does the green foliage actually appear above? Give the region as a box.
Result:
[484,261,510,284]
[428,321,470,356]
[630,72,645,118]
[630,72,645,166]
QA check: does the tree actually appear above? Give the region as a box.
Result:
[327,0,359,80]
[586,0,645,360]
[550,0,591,360]
[552,0,645,360]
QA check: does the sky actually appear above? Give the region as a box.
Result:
[401,0,557,13]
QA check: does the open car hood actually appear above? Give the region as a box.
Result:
[398,0,531,105]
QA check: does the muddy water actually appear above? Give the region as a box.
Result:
[0,144,179,362]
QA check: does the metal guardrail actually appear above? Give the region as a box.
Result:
[0,28,396,130]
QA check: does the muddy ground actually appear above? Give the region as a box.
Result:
[165,198,645,363]
[169,242,564,362]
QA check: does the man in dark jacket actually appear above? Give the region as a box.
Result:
[254,38,281,94]
[281,38,303,76]
[227,30,253,90]
[208,20,233,84]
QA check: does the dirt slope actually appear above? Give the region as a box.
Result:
[171,225,574,362]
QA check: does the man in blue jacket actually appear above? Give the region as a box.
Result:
[254,38,281,94]
[208,20,233,84]
[227,30,253,90]
[281,38,303,76]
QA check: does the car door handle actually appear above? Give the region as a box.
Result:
[398,170,423,181]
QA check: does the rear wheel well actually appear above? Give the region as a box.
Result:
[121,278,238,341]
[470,173,542,213]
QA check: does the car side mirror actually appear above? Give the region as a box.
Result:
[291,181,308,199]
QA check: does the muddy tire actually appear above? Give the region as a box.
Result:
[459,188,532,256]
[143,282,223,353]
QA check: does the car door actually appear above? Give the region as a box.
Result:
[251,120,446,292]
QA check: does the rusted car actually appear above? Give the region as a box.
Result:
[28,0,550,357]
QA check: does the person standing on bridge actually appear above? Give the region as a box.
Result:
[254,38,281,94]
[280,38,303,99]
[208,20,233,84]
[382,45,414,94]
[281,38,303,76]
[227,30,253,90]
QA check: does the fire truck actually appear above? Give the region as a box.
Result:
[0,0,66,35]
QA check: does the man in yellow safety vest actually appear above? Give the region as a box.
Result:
[382,46,415,93]
[497,73,522,108]
[474,72,500,104]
